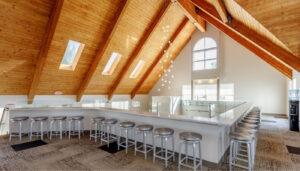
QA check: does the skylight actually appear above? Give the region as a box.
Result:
[130,60,145,78]
[59,40,85,71]
[102,52,122,75]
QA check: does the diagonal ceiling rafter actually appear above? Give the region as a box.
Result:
[76,0,129,102]
[131,17,189,99]
[107,0,172,100]
[27,0,64,104]
[183,0,294,79]
[174,0,206,32]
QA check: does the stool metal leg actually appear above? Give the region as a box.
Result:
[172,136,175,161]
[164,137,168,168]
[78,120,81,139]
[185,142,188,164]
[68,120,71,140]
[94,122,97,142]
[134,131,137,156]
[59,120,63,140]
[193,142,196,171]
[143,132,147,160]
[9,121,12,142]
[117,128,121,151]
[50,120,54,141]
[153,135,156,163]
[178,141,183,171]
[125,129,128,153]
[41,121,44,140]
[30,121,33,141]
[18,121,22,141]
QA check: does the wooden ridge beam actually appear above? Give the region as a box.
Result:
[131,17,189,99]
[190,0,294,79]
[175,0,206,32]
[76,0,129,102]
[107,1,172,100]
[27,0,64,104]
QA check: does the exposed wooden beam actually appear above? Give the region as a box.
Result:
[131,17,189,99]
[190,0,294,79]
[211,0,228,23]
[76,0,129,102]
[107,1,172,100]
[174,0,206,32]
[27,0,64,104]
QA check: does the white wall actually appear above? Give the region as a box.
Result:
[150,24,288,114]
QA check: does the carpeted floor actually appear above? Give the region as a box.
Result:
[0,114,299,170]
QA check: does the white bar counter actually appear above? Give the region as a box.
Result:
[9,102,252,167]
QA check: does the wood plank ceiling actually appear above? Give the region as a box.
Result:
[0,0,299,103]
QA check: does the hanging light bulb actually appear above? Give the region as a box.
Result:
[168,69,171,72]
[162,84,165,87]
[158,89,160,91]
[168,81,171,84]
[168,86,171,89]
[165,73,168,77]
[171,75,174,78]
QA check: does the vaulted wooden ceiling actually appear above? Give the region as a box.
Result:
[0,0,299,103]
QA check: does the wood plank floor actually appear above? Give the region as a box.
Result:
[0,115,299,170]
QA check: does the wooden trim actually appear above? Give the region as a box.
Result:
[107,1,172,100]
[131,18,189,99]
[76,0,129,102]
[190,0,293,79]
[27,0,64,104]
[175,0,206,32]
[212,0,228,23]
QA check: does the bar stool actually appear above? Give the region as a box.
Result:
[49,116,67,140]
[229,132,255,171]
[30,116,49,141]
[9,116,29,142]
[117,121,135,153]
[153,128,175,167]
[178,132,202,171]
[101,118,118,147]
[90,116,105,142]
[68,116,84,140]
[134,124,154,160]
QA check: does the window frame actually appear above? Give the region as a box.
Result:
[192,38,217,71]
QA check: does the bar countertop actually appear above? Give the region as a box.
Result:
[10,102,252,126]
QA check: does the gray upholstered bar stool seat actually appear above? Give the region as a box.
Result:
[117,121,135,153]
[178,132,202,171]
[241,119,260,125]
[68,116,84,140]
[229,132,255,171]
[238,122,259,129]
[30,116,49,141]
[153,128,175,167]
[101,119,118,147]
[90,116,105,142]
[50,116,67,140]
[9,116,29,142]
[134,124,154,160]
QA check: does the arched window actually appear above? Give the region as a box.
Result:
[193,37,217,71]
